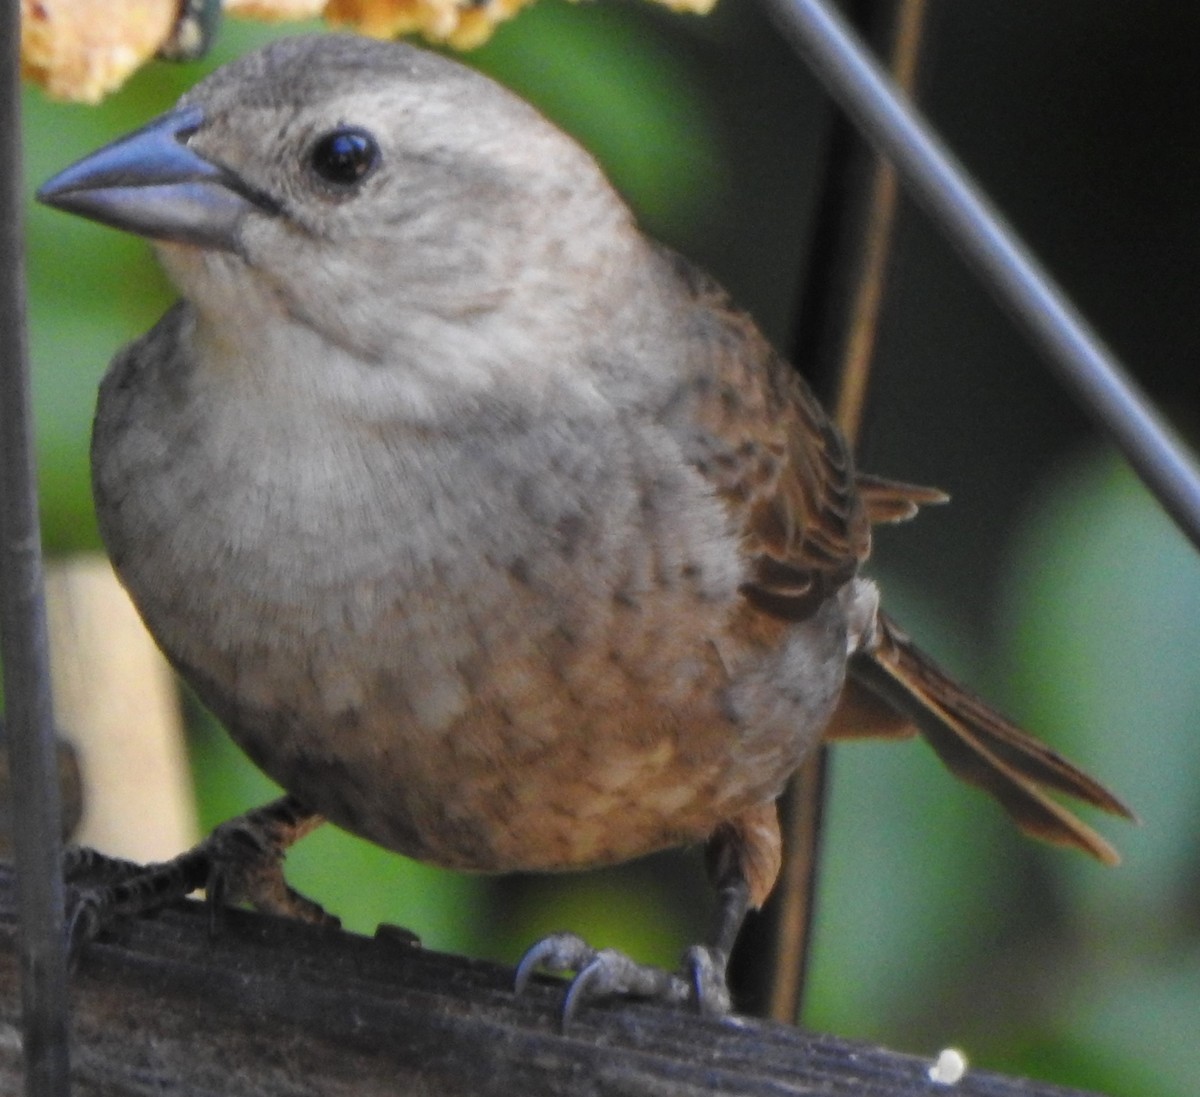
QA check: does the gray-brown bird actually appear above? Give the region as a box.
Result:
[38,34,1131,1016]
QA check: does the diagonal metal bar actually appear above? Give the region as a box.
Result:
[0,1,72,1093]
[760,0,1200,553]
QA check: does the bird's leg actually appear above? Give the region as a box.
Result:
[515,801,781,1024]
[65,794,334,956]
[687,800,781,1015]
[682,866,751,1017]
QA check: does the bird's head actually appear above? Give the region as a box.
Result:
[39,36,642,411]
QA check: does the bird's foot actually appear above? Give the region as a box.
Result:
[514,932,731,1026]
[62,797,335,960]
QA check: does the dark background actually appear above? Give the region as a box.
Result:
[20,2,1200,1092]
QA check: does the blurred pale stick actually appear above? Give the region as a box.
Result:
[45,556,198,861]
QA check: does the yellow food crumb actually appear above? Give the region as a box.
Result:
[225,0,325,19]
[21,0,177,103]
[21,0,719,103]
[328,0,715,48]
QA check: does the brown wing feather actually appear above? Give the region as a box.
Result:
[657,246,869,624]
[855,473,949,524]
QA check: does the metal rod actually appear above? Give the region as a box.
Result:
[761,0,1200,553]
[0,1,72,1091]
[829,0,927,445]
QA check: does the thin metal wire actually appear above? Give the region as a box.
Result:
[829,0,927,446]
[0,1,72,1092]
[761,0,1200,553]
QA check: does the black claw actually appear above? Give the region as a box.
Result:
[561,958,606,1027]
[64,888,109,970]
[512,953,539,997]
[514,931,593,996]
[204,857,228,937]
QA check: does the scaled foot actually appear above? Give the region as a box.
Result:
[515,931,732,1025]
[63,795,335,956]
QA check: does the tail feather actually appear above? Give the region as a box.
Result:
[849,611,1134,865]
[824,677,916,741]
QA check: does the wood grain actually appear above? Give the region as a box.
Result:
[0,864,1107,1097]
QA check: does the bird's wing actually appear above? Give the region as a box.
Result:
[659,247,870,624]
[657,246,1132,862]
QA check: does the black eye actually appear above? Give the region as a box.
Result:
[308,127,380,190]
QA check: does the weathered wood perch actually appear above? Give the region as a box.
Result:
[0,864,1105,1096]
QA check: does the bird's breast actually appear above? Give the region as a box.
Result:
[92,332,849,872]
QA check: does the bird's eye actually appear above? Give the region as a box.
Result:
[308,127,380,190]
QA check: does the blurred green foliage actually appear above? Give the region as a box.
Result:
[19,2,1200,1093]
[807,454,1200,1096]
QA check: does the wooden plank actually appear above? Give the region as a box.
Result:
[0,864,1107,1097]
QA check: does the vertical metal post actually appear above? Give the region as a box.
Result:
[0,3,73,1092]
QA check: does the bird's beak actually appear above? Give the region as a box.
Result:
[37,106,275,251]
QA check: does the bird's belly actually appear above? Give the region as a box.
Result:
[178,573,851,874]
